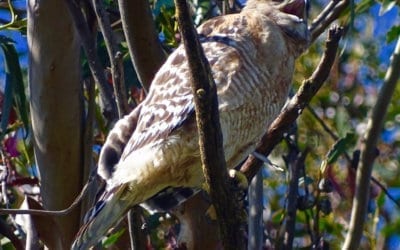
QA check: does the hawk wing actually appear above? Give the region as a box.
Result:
[120,50,195,160]
[120,18,246,161]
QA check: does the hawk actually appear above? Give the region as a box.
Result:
[72,0,309,248]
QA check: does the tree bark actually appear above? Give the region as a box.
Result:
[248,170,263,250]
[28,0,83,247]
[118,0,166,91]
[174,0,245,249]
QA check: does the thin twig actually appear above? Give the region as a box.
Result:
[81,79,97,222]
[92,0,129,117]
[306,105,339,141]
[309,0,339,33]
[284,148,307,249]
[127,207,148,250]
[0,173,95,216]
[247,170,263,250]
[0,0,17,30]
[93,1,144,245]
[310,0,350,42]
[0,217,24,250]
[64,0,117,122]
[343,37,400,250]
[240,26,344,180]
[308,105,400,210]
[174,0,245,248]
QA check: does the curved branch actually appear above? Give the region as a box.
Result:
[310,0,349,42]
[0,174,95,216]
[240,26,344,180]
[342,35,400,250]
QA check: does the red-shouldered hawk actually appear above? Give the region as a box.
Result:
[72,0,309,248]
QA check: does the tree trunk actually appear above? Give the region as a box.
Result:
[28,0,83,247]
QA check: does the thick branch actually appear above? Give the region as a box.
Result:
[240,26,344,180]
[342,35,400,250]
[174,0,245,249]
[28,0,84,245]
[117,0,166,91]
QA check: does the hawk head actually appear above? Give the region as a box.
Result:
[245,0,309,55]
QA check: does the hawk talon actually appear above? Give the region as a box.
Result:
[228,169,249,190]
[228,169,248,206]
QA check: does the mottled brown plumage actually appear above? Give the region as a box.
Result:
[72,0,308,248]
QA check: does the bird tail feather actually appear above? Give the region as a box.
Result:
[71,184,131,250]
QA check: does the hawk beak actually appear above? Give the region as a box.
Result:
[280,0,308,21]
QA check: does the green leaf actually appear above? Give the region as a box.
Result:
[326,133,355,164]
[386,25,400,44]
[320,133,355,174]
[0,61,13,139]
[102,229,125,248]
[193,0,212,25]
[0,35,29,138]
[355,0,375,14]
[153,0,175,16]
[379,0,396,16]
[376,192,386,207]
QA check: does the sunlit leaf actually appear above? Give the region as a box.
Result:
[386,25,400,43]
[102,229,125,248]
[0,35,29,139]
[0,63,13,139]
[379,0,396,16]
[320,133,355,174]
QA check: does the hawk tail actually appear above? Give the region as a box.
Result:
[71,186,131,250]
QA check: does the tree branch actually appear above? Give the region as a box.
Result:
[283,147,307,249]
[310,0,349,42]
[81,79,98,222]
[248,170,263,250]
[92,0,129,117]
[117,0,166,92]
[0,217,23,250]
[0,173,95,216]
[342,35,400,250]
[127,207,148,250]
[174,0,245,249]
[64,0,117,122]
[240,26,344,180]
